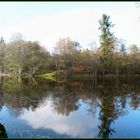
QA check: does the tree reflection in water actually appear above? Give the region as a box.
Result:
[98,86,116,139]
[0,77,139,138]
[52,79,81,116]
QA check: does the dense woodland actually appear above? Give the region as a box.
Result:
[0,14,140,79]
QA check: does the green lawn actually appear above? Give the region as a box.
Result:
[38,72,140,81]
[39,72,57,80]
[38,72,93,80]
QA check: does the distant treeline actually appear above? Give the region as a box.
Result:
[0,14,140,78]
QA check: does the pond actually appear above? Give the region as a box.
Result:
[0,76,140,138]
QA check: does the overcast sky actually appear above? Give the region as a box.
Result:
[0,2,140,52]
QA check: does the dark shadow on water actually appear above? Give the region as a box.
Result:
[0,123,8,138]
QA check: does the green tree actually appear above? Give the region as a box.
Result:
[0,37,6,74]
[4,40,50,77]
[99,14,115,73]
[23,41,50,77]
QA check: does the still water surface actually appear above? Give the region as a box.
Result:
[0,77,140,138]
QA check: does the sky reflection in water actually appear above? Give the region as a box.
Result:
[0,78,140,138]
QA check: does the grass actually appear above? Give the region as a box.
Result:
[39,72,57,80]
[38,72,93,81]
[38,71,140,81]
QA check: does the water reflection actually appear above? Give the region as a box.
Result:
[0,77,139,138]
[20,99,99,138]
[98,86,116,139]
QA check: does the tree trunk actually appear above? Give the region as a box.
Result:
[92,67,95,86]
[95,67,97,86]
[28,65,33,78]
[66,66,72,79]
[116,65,118,88]
[1,65,4,74]
[66,61,72,80]
[103,65,105,85]
[18,67,22,76]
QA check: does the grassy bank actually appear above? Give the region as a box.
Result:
[38,72,95,81]
[39,72,58,80]
[38,72,140,81]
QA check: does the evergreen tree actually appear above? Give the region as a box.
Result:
[99,14,115,67]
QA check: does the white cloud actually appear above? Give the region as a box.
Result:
[5,8,103,52]
[19,97,99,138]
[2,3,140,52]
